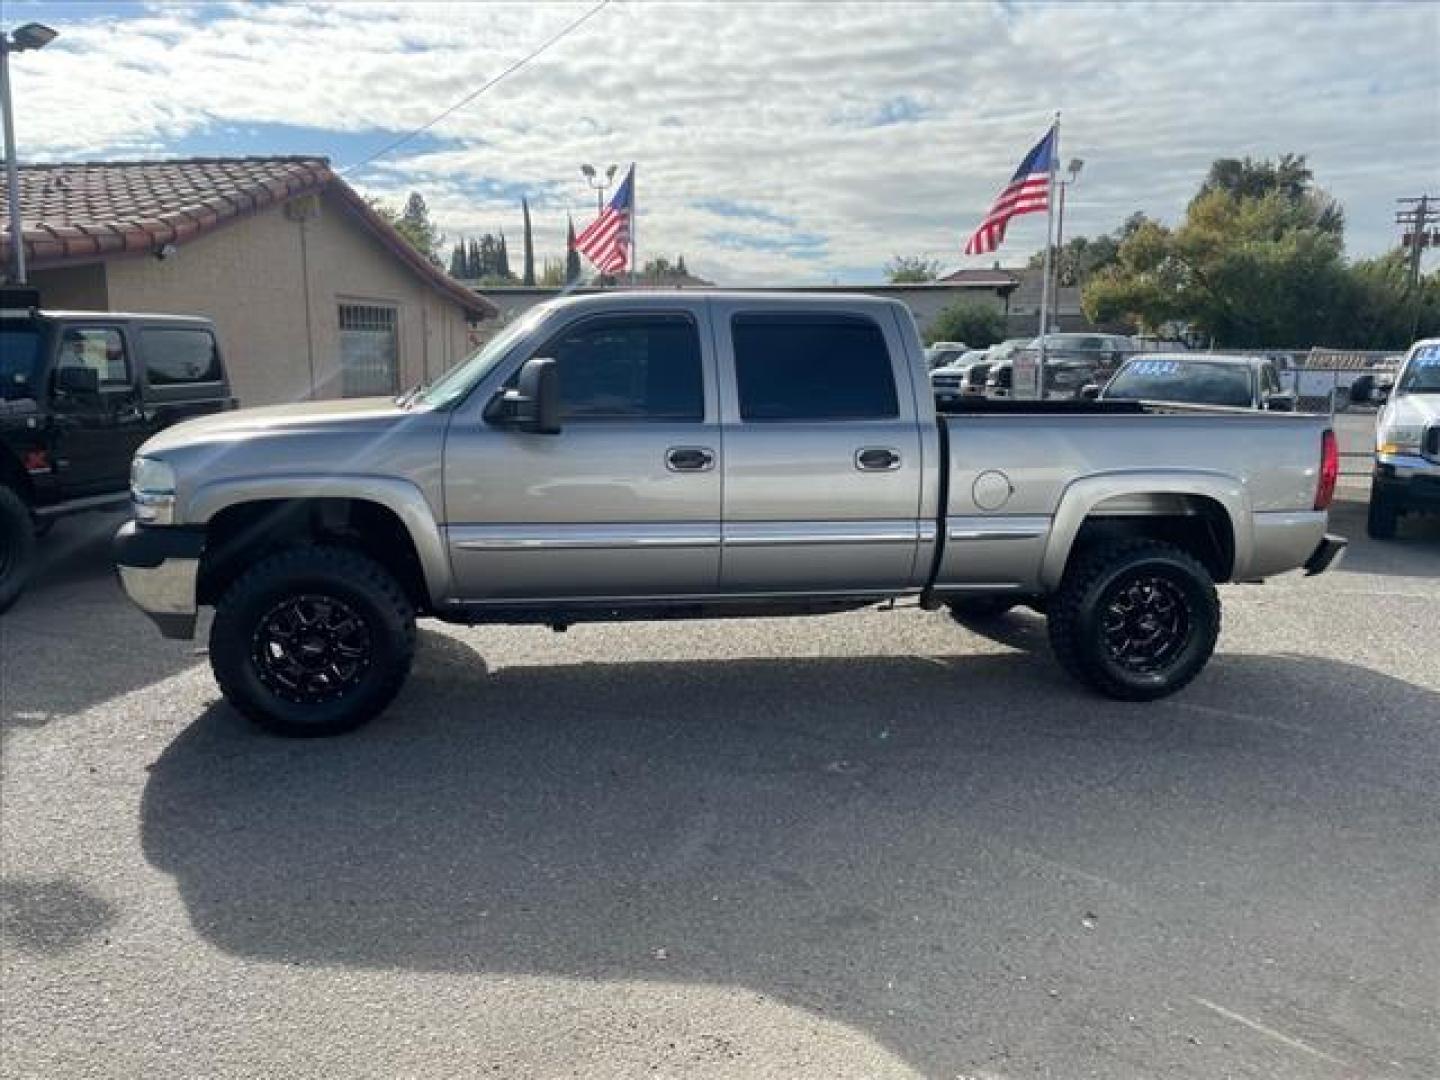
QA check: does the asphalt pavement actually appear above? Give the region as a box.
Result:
[2,488,1437,1079]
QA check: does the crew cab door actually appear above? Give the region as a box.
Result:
[443,308,722,602]
[47,324,151,497]
[713,303,925,594]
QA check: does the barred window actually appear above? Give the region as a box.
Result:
[338,304,398,397]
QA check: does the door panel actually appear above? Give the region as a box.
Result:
[712,303,924,594]
[48,325,149,497]
[443,309,721,602]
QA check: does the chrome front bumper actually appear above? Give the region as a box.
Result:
[113,521,204,639]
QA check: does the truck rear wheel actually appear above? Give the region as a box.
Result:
[209,546,416,737]
[0,485,37,614]
[1047,539,1219,701]
[1366,482,1399,540]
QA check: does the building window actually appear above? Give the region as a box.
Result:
[338,303,399,397]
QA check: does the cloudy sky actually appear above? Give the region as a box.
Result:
[5,0,1437,283]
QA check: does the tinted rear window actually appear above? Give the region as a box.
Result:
[142,328,223,386]
[1106,360,1254,407]
[733,313,898,421]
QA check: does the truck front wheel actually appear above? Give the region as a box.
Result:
[1366,483,1400,540]
[1047,539,1219,701]
[0,485,37,614]
[209,546,416,737]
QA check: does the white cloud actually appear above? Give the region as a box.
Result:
[6,0,1438,283]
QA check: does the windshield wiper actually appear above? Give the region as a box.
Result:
[396,381,429,408]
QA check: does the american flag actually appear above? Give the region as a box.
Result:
[574,164,634,274]
[963,126,1056,256]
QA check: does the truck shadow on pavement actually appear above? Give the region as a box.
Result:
[139,630,1439,1078]
[1326,495,1440,579]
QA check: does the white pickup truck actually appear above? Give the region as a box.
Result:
[114,292,1346,736]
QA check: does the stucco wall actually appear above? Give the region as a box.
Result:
[30,263,109,309]
[104,188,472,406]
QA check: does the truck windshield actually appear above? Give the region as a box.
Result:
[414,310,544,410]
[1396,344,1440,394]
[1105,359,1254,407]
[0,325,45,403]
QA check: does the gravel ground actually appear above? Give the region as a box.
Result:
[2,489,1437,1080]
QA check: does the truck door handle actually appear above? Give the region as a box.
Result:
[855,447,902,471]
[665,446,715,472]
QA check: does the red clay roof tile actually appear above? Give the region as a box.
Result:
[1,156,493,317]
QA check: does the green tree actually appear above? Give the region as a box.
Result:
[1028,233,1122,287]
[539,257,567,287]
[497,232,511,279]
[1083,156,1359,347]
[926,300,1005,347]
[1336,251,1440,348]
[448,242,467,279]
[467,238,481,279]
[368,193,444,267]
[1195,153,1343,234]
[565,215,582,283]
[521,198,536,286]
[886,255,941,283]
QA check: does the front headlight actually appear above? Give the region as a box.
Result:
[130,456,177,524]
[1377,426,1424,455]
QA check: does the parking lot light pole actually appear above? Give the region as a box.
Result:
[1,22,58,285]
[580,163,617,215]
[1049,158,1084,342]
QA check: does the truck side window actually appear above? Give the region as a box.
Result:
[733,313,898,421]
[540,313,703,421]
[57,327,129,387]
[142,328,222,386]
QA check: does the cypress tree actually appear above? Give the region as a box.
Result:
[521,198,536,286]
[449,242,467,278]
[497,231,511,280]
[566,215,581,283]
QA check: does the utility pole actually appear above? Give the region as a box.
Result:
[1396,195,1439,340]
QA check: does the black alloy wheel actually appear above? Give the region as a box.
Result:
[251,593,374,704]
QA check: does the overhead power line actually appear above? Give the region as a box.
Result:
[340,0,613,175]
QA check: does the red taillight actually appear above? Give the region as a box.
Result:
[1315,429,1338,510]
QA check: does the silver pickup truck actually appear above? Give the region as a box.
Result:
[114,292,1346,736]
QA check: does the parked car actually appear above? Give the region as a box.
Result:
[965,338,1027,399]
[115,290,1345,736]
[959,360,993,398]
[0,287,235,611]
[929,349,988,406]
[1090,355,1295,411]
[985,359,1014,398]
[1015,333,1137,399]
[924,343,969,371]
[1368,338,1440,539]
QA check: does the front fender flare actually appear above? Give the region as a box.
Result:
[1039,469,1251,591]
[183,474,453,607]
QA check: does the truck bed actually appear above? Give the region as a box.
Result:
[932,406,1333,593]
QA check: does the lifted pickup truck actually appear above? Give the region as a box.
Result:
[114,292,1345,736]
[1,288,235,611]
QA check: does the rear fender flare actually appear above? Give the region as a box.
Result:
[1039,469,1250,591]
[184,475,452,606]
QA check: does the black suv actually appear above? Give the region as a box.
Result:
[1,287,235,610]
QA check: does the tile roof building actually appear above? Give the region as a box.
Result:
[2,157,494,404]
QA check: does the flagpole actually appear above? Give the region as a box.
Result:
[629,162,637,286]
[1036,111,1059,400]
